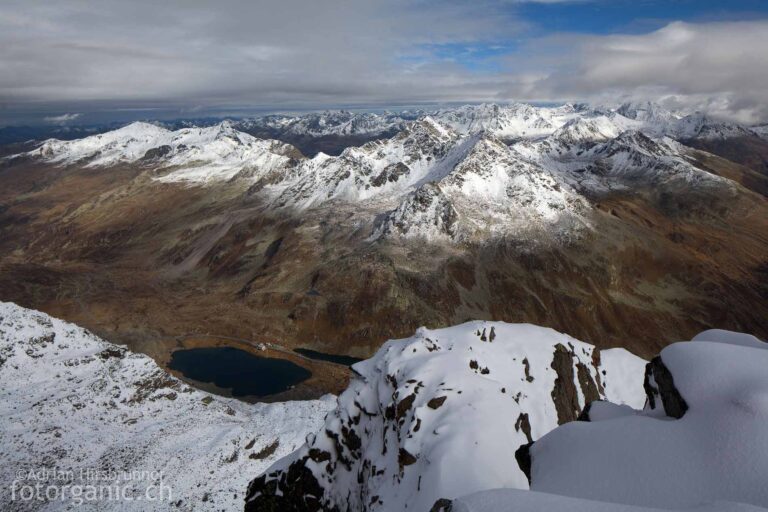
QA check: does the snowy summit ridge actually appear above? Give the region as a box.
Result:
[245,321,646,512]
[458,329,768,512]
[35,121,300,183]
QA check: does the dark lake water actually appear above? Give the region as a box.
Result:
[294,348,363,367]
[168,347,311,397]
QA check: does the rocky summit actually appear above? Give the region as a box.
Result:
[244,321,646,511]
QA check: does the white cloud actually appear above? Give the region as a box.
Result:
[503,20,768,123]
[1,1,767,123]
[43,113,82,124]
[0,1,522,105]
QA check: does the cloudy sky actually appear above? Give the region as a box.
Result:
[2,0,768,125]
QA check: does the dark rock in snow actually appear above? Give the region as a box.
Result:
[643,356,688,418]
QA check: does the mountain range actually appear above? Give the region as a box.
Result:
[1,102,766,368]
[1,101,768,511]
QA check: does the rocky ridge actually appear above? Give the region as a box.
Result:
[244,326,768,512]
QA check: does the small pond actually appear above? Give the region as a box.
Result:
[168,347,311,397]
[294,348,363,367]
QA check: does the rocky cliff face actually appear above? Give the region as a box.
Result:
[244,322,646,512]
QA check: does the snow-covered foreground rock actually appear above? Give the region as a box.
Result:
[0,302,335,511]
[525,329,768,509]
[244,322,646,512]
[455,329,768,512]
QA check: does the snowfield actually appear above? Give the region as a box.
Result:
[0,302,335,511]
[524,331,768,510]
[452,489,767,512]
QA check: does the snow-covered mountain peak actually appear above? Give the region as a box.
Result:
[167,120,254,145]
[371,182,460,240]
[552,102,584,115]
[36,121,170,164]
[751,123,768,140]
[266,117,462,209]
[600,130,680,156]
[267,122,593,241]
[399,115,458,143]
[30,121,303,183]
[245,321,646,512]
[111,120,171,138]
[551,115,622,146]
[237,109,417,138]
[210,119,240,137]
[511,122,733,198]
[669,111,755,140]
[432,103,562,139]
[616,101,679,124]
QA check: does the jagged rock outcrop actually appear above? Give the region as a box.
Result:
[549,342,602,424]
[373,183,460,240]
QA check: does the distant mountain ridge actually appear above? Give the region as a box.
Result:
[16,102,757,243]
[3,100,767,149]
